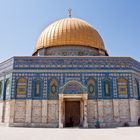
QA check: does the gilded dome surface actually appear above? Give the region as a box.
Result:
[34,18,106,54]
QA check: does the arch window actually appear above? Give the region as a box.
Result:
[33,79,42,97]
[63,81,84,94]
[17,78,27,95]
[5,79,10,98]
[50,79,57,94]
[134,79,139,98]
[51,84,57,94]
[104,79,111,97]
[118,78,128,96]
[48,79,58,99]
[87,78,96,98]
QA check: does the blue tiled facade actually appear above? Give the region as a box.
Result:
[0,56,140,101]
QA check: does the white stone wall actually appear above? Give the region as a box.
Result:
[103,100,113,123]
[47,100,59,124]
[14,100,26,123]
[136,100,140,120]
[129,99,140,125]
[87,100,97,127]
[119,99,130,123]
[113,99,120,122]
[87,99,140,127]
[4,101,10,123]
[0,102,3,122]
[31,100,42,123]
[0,99,139,128]
[12,100,59,127]
[0,101,11,124]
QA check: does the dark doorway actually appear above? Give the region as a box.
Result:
[138,117,140,125]
[65,101,80,127]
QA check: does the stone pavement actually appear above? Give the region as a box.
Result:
[0,127,140,140]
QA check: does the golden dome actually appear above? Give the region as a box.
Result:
[34,18,106,54]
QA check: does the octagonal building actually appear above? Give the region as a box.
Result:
[0,16,140,128]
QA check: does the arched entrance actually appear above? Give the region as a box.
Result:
[59,80,88,128]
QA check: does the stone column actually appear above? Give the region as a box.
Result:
[25,100,32,125]
[113,99,120,122]
[2,101,6,123]
[42,100,48,123]
[59,94,64,128]
[95,100,98,120]
[9,100,15,125]
[80,100,84,126]
[129,99,137,125]
[83,94,88,128]
[98,100,104,123]
[0,101,4,122]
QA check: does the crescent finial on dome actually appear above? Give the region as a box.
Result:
[68,8,72,18]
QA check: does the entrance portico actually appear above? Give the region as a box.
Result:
[59,93,88,128]
[59,80,88,128]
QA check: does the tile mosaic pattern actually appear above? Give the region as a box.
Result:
[0,56,140,100]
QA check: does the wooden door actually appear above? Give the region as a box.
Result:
[65,101,80,127]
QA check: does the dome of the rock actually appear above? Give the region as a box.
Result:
[33,18,108,56]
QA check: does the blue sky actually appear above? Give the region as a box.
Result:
[0,0,140,62]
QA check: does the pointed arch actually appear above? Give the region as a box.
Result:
[5,79,10,98]
[32,78,42,97]
[102,78,112,97]
[48,78,58,100]
[87,78,96,98]
[60,80,86,94]
[134,79,139,98]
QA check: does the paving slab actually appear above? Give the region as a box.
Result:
[0,127,140,140]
